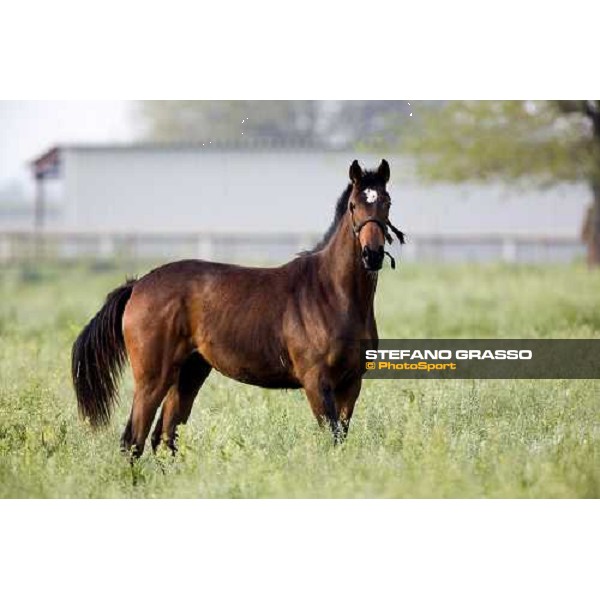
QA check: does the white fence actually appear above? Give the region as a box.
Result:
[0,230,585,266]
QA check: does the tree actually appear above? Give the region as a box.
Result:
[324,101,417,147]
[139,100,415,148]
[397,101,600,265]
[139,101,326,144]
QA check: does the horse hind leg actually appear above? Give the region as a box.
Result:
[124,374,174,459]
[122,287,198,458]
[120,372,176,458]
[121,338,188,458]
[151,352,212,453]
[120,413,134,452]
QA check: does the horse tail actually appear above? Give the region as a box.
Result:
[71,279,137,427]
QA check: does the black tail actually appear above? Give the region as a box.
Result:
[71,279,136,427]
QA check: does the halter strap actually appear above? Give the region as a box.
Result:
[352,216,393,244]
[349,204,406,270]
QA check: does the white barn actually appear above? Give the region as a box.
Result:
[14,141,590,263]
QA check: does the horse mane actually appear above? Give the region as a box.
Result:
[302,170,383,254]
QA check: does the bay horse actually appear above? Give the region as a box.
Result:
[71,159,405,457]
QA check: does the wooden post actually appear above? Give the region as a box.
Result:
[501,237,517,264]
[33,173,45,261]
[34,173,45,232]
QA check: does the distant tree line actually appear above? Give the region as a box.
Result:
[139,100,423,148]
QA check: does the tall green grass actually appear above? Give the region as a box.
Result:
[1,262,599,497]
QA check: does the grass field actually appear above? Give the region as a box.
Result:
[1,261,599,498]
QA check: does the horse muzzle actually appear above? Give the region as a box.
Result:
[361,245,384,271]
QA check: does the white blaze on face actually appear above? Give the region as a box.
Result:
[364,188,378,204]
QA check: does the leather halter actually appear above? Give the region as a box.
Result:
[352,216,394,244]
[349,204,406,270]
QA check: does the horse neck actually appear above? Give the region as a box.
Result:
[319,212,378,314]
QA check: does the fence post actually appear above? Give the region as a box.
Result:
[501,237,518,263]
[0,233,10,266]
[402,238,417,262]
[197,233,214,260]
[99,234,115,259]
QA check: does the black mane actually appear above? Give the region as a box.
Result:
[302,170,384,254]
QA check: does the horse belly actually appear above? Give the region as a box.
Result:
[196,337,301,389]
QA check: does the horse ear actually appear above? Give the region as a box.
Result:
[349,160,363,185]
[378,159,390,183]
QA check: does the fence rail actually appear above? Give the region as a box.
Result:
[0,230,585,265]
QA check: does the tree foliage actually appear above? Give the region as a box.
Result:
[139,100,414,147]
[401,101,598,186]
[396,100,600,265]
[140,101,321,143]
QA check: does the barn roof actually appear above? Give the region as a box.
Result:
[31,138,352,173]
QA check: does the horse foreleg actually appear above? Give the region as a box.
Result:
[303,372,344,443]
[334,378,362,442]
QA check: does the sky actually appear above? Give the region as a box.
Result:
[0,101,136,192]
